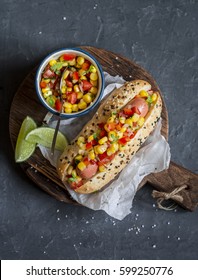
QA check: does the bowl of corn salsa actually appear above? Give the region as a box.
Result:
[35,48,104,117]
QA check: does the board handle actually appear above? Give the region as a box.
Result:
[147,161,198,211]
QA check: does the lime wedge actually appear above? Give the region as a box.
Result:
[15,116,37,162]
[25,127,68,151]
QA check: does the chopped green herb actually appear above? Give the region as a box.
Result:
[111,134,119,142]
[146,96,153,104]
[51,62,65,73]
[68,177,76,182]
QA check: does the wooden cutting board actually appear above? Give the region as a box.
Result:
[9,46,198,210]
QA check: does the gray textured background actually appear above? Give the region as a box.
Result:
[1,0,198,260]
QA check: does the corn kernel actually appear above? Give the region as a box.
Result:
[74,85,80,92]
[89,65,97,73]
[59,56,64,62]
[78,101,87,110]
[67,165,73,175]
[49,59,57,66]
[83,94,92,104]
[107,116,115,123]
[77,162,86,171]
[63,70,70,80]
[120,127,127,133]
[67,87,72,92]
[137,117,145,127]
[89,86,98,94]
[61,86,67,94]
[107,148,114,156]
[77,91,83,99]
[108,131,117,142]
[111,142,119,152]
[99,165,106,172]
[95,144,107,154]
[71,170,77,177]
[78,149,85,155]
[88,150,95,160]
[116,131,123,139]
[88,135,94,142]
[64,107,72,113]
[77,56,85,65]
[43,90,52,98]
[43,79,50,83]
[80,75,87,80]
[125,118,133,126]
[139,90,148,98]
[131,113,139,122]
[77,136,85,144]
[72,104,78,112]
[78,69,87,76]
[90,80,98,86]
[119,116,126,124]
[119,145,125,151]
[75,154,83,162]
[151,93,157,102]
[69,58,76,66]
[98,136,108,145]
[63,102,72,108]
[90,72,98,81]
[42,87,49,94]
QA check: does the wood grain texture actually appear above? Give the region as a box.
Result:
[9,46,198,210]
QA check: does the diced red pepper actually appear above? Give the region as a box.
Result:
[83,157,90,166]
[118,136,130,145]
[116,123,123,131]
[105,122,116,131]
[69,179,83,189]
[66,79,73,88]
[67,92,77,104]
[123,108,134,116]
[40,81,47,88]
[86,142,93,150]
[82,80,92,91]
[55,99,62,111]
[73,71,79,81]
[99,129,106,138]
[82,61,90,70]
[98,123,105,129]
[90,139,98,146]
[63,54,76,61]
[98,152,115,166]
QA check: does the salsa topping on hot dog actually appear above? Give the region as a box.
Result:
[66,90,158,189]
[40,54,99,113]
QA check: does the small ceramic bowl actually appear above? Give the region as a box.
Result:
[35,48,104,118]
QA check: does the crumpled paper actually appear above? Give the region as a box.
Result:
[38,72,171,220]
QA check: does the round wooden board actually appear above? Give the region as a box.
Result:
[9,46,168,203]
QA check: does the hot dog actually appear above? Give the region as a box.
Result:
[57,80,162,194]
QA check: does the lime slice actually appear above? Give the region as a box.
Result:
[15,116,37,162]
[25,127,68,151]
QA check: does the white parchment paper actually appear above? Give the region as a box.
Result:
[38,72,171,220]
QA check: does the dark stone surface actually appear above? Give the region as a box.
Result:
[0,0,197,260]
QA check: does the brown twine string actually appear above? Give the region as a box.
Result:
[152,185,188,211]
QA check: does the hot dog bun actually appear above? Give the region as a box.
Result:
[57,80,162,194]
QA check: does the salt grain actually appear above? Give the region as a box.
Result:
[177,237,181,241]
[63,16,67,20]
[57,209,60,213]
[38,31,42,35]
[167,221,170,225]
[152,244,156,248]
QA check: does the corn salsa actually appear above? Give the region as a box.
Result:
[40,53,99,113]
